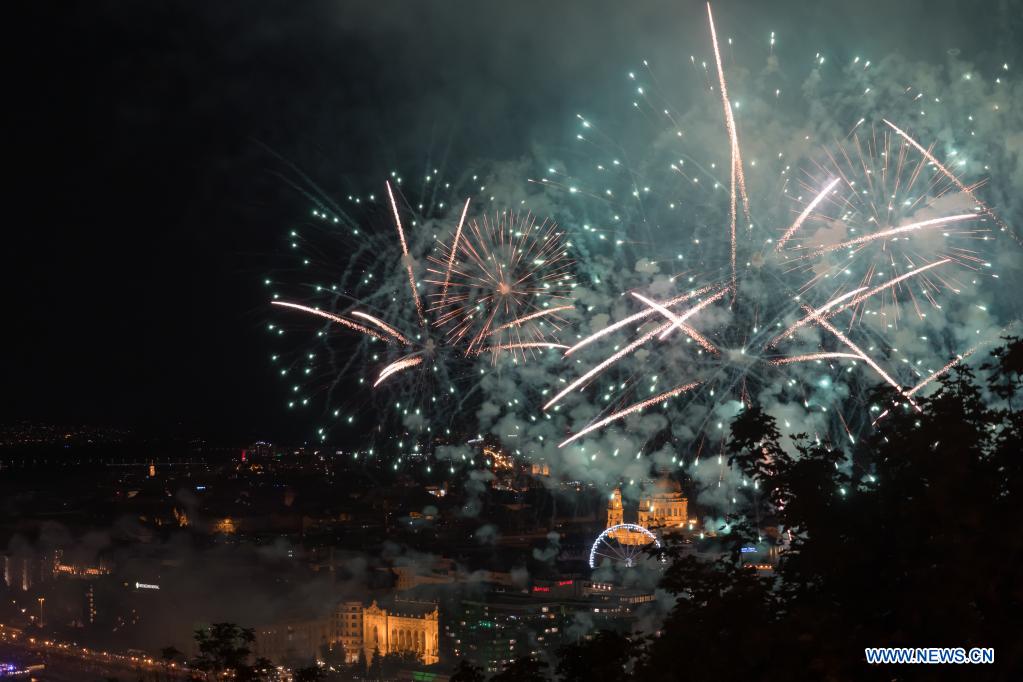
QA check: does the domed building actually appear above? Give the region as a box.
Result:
[606,477,688,545]
[638,477,688,530]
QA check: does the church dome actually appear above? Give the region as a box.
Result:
[649,476,682,496]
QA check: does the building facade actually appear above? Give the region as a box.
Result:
[332,600,364,663]
[323,598,441,665]
[637,477,688,530]
[606,477,688,545]
[445,582,653,673]
[362,600,440,665]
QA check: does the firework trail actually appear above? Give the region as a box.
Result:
[374,353,424,387]
[386,180,427,328]
[770,259,952,344]
[489,305,576,337]
[565,285,717,356]
[707,2,748,293]
[807,306,919,410]
[484,342,570,353]
[439,198,471,306]
[872,327,1016,423]
[771,352,862,366]
[351,311,412,345]
[272,301,381,340]
[794,214,977,257]
[544,319,675,412]
[774,177,841,251]
[882,119,1013,239]
[559,382,702,448]
[629,292,723,354]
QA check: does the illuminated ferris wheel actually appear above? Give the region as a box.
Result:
[589,523,661,569]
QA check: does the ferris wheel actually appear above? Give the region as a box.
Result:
[589,523,661,569]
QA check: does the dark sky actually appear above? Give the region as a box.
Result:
[7,0,1019,442]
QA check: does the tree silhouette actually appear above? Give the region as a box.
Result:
[379,650,421,678]
[190,622,259,679]
[319,640,346,668]
[635,339,1023,680]
[355,648,368,678]
[159,645,181,681]
[556,631,631,682]
[449,658,486,682]
[248,657,275,681]
[293,665,325,682]
[366,646,382,680]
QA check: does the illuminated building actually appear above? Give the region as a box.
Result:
[255,618,331,666]
[606,487,626,527]
[332,601,364,663]
[446,597,549,673]
[1,551,110,599]
[362,600,440,665]
[323,598,440,665]
[483,447,514,472]
[245,441,275,461]
[638,477,688,529]
[213,517,236,534]
[0,555,36,591]
[445,581,653,673]
[52,550,111,578]
[606,477,688,545]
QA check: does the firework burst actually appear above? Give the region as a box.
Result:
[267,170,576,447]
[537,3,1016,457]
[425,209,575,360]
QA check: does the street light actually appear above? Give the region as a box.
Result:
[37,597,44,627]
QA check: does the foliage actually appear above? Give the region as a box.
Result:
[355,648,368,678]
[294,665,325,682]
[449,658,486,682]
[631,339,1023,680]
[555,631,631,682]
[366,646,382,680]
[250,657,276,681]
[378,650,422,678]
[190,622,262,680]
[319,641,347,668]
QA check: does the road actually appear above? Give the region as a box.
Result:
[0,629,190,681]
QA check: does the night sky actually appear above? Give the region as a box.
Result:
[7,0,1020,442]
